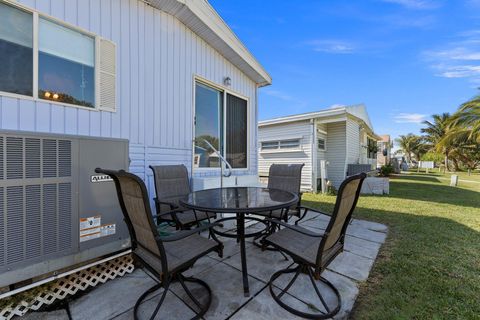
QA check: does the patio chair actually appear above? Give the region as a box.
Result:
[258,163,305,222]
[263,173,367,319]
[95,168,223,320]
[150,164,216,229]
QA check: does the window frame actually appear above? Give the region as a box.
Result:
[317,137,326,151]
[260,138,302,152]
[193,76,250,171]
[0,0,106,112]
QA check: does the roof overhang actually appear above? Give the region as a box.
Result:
[146,0,272,86]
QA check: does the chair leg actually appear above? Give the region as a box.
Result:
[268,265,341,319]
[133,282,168,320]
[177,275,212,320]
[295,208,309,225]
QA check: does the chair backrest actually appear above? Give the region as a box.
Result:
[317,173,366,265]
[150,165,191,206]
[267,164,305,196]
[95,168,166,270]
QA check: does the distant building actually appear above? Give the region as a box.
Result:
[377,135,392,167]
[258,104,380,192]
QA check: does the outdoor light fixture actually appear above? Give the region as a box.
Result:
[44,91,51,98]
[53,93,59,100]
[223,77,231,86]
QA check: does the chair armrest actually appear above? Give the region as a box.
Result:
[158,222,222,242]
[298,205,331,217]
[155,198,179,209]
[151,208,183,220]
[264,218,323,238]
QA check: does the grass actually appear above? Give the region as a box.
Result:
[302,172,480,319]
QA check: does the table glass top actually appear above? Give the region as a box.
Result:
[179,187,298,213]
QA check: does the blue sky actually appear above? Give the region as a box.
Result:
[210,0,480,141]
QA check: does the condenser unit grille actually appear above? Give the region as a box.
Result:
[0,134,73,268]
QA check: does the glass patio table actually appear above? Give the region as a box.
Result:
[180,187,298,297]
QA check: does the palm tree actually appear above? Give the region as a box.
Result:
[451,95,480,143]
[421,113,453,170]
[395,134,422,163]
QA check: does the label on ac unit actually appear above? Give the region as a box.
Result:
[80,216,116,242]
[90,174,113,183]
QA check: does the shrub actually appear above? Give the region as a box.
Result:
[379,164,394,177]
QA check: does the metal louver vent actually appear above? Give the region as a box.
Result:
[43,184,57,255]
[58,183,71,250]
[7,137,23,179]
[26,185,41,259]
[43,139,57,178]
[59,140,71,177]
[0,137,4,180]
[26,138,41,179]
[0,187,4,266]
[7,186,24,264]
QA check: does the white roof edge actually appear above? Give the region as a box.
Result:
[259,104,378,135]
[148,0,272,86]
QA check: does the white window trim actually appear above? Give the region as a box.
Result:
[260,138,302,152]
[317,137,327,151]
[0,0,114,112]
[192,75,250,172]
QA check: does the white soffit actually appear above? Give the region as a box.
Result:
[148,0,272,86]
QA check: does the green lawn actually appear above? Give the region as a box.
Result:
[302,173,480,319]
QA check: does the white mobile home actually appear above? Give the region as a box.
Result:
[258,105,379,192]
[0,0,271,193]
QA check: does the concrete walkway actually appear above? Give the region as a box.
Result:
[29,212,388,320]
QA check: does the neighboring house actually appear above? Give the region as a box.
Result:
[377,135,392,167]
[0,0,271,195]
[258,104,379,192]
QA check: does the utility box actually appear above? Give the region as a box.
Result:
[0,130,130,288]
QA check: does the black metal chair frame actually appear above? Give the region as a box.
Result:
[96,168,223,320]
[149,165,216,230]
[263,173,367,319]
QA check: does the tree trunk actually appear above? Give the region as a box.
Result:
[452,158,460,172]
[444,150,450,171]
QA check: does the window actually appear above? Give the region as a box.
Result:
[0,1,116,110]
[279,139,300,149]
[261,141,279,150]
[38,18,95,108]
[318,138,326,151]
[0,2,33,96]
[194,81,248,169]
[261,139,301,151]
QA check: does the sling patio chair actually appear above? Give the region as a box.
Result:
[253,163,304,249]
[263,173,367,319]
[150,164,216,229]
[95,168,223,320]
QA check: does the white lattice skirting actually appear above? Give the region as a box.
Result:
[0,254,134,320]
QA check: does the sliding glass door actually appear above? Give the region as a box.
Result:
[194,81,248,170]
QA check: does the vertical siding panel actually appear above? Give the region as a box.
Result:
[89,0,101,137]
[18,100,35,131]
[50,106,64,133]
[129,0,139,144]
[119,0,130,139]
[137,1,146,146]
[160,12,167,146]
[2,98,19,130]
[144,6,154,147]
[153,12,161,146]
[166,14,174,146]
[35,103,51,132]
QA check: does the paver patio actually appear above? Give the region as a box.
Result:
[32,212,387,320]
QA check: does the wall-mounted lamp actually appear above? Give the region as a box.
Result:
[223,77,231,86]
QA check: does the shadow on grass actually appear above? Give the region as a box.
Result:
[348,207,480,319]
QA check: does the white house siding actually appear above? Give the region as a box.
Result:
[1,0,258,199]
[326,122,346,189]
[346,118,360,165]
[258,120,313,190]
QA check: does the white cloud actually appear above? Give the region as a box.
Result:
[262,89,294,101]
[394,113,427,123]
[305,40,355,54]
[423,30,480,82]
[329,104,346,109]
[380,0,441,9]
